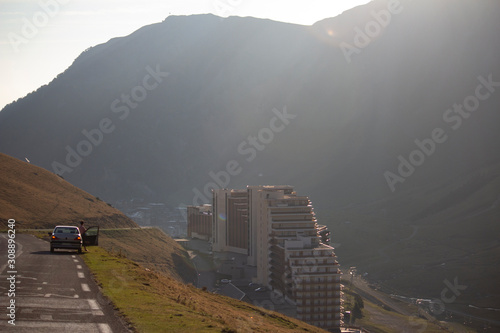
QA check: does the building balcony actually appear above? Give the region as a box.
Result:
[292,286,342,293]
[294,270,342,276]
[289,260,339,266]
[293,285,343,292]
[294,293,343,300]
[296,290,343,297]
[296,309,343,317]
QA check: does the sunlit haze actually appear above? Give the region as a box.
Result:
[0,0,370,110]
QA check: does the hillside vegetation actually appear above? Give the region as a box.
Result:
[0,153,137,229]
[84,247,327,333]
[99,228,196,284]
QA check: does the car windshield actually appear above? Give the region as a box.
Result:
[54,227,78,234]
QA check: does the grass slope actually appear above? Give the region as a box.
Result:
[0,153,137,229]
[84,247,327,333]
[99,228,196,284]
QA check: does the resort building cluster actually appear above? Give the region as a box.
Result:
[187,185,343,331]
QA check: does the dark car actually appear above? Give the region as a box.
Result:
[49,225,99,253]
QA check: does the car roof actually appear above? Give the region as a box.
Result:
[54,225,79,228]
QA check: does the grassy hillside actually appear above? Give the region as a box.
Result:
[84,246,327,333]
[0,153,137,229]
[99,228,196,284]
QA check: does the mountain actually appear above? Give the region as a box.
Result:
[0,153,137,229]
[1,0,500,326]
[0,1,499,209]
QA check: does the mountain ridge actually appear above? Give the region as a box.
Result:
[1,3,498,210]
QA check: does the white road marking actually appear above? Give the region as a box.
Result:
[40,314,53,321]
[73,259,79,263]
[5,296,105,316]
[88,299,100,310]
[98,323,113,333]
[3,321,111,332]
[77,271,85,278]
[88,299,105,316]
[43,293,82,299]
[81,283,90,292]
[77,265,83,269]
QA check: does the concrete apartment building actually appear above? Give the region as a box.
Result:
[187,204,212,240]
[254,186,343,330]
[189,185,343,331]
[211,189,249,254]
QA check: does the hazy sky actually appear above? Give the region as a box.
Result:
[0,0,370,110]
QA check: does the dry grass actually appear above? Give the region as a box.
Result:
[99,228,196,283]
[84,247,327,333]
[0,153,137,229]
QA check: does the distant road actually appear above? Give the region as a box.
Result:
[188,251,216,290]
[0,233,130,332]
[351,275,413,317]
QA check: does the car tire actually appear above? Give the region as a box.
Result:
[50,247,54,253]
[78,247,82,254]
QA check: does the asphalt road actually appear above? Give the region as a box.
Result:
[0,233,130,332]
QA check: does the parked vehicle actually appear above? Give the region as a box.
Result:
[48,225,99,253]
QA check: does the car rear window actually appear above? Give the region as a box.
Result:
[54,227,78,234]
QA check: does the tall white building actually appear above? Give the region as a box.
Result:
[211,185,343,331]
